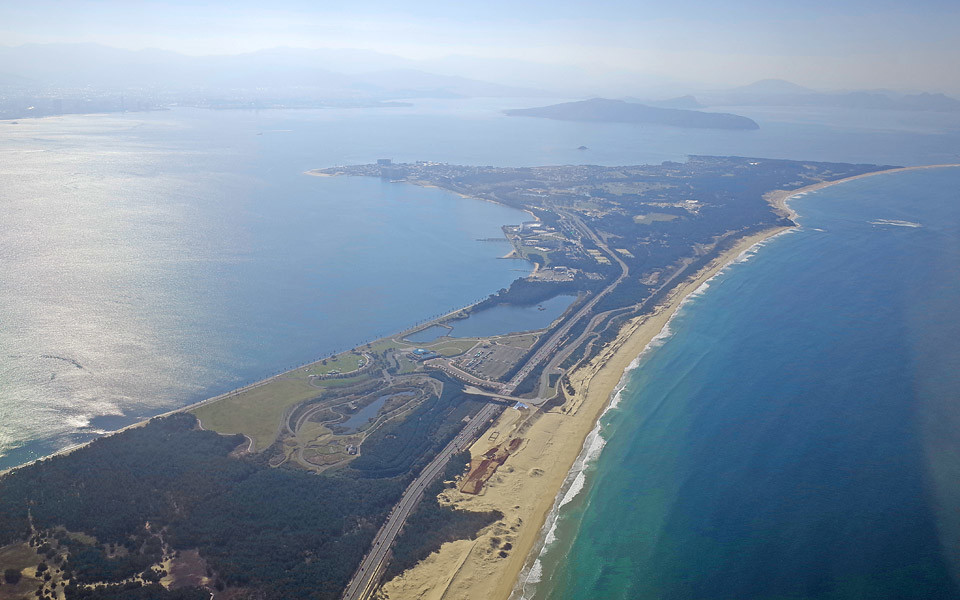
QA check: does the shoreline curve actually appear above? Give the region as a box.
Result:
[376,162,960,600]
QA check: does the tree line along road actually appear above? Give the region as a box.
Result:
[340,401,502,600]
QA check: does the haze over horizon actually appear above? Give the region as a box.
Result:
[2,0,959,96]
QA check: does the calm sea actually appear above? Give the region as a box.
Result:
[521,167,960,599]
[1,100,959,472]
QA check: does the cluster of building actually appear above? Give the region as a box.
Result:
[409,348,439,361]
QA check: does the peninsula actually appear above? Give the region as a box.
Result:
[504,98,760,130]
[0,156,900,600]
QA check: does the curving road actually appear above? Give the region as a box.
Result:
[342,212,627,599]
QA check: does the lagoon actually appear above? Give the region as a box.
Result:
[449,295,575,338]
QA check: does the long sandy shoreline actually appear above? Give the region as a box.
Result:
[765,163,960,222]
[378,163,960,600]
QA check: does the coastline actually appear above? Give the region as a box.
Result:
[304,168,542,224]
[376,162,960,600]
[765,163,960,223]
[0,169,541,476]
[6,162,960,585]
[377,225,789,600]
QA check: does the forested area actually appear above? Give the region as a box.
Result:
[385,451,502,579]
[578,158,886,314]
[0,376,494,598]
[0,415,250,546]
[0,414,405,599]
[471,277,588,311]
[63,583,210,600]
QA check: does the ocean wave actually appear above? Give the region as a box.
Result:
[869,219,922,228]
[513,316,674,599]
[523,559,543,586]
[512,379,627,598]
[64,415,92,429]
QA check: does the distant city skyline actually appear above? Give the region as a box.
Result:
[1,0,959,95]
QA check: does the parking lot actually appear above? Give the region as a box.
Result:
[455,343,528,380]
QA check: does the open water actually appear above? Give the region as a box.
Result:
[520,167,960,599]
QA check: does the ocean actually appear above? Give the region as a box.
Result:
[520,167,960,599]
[2,99,959,475]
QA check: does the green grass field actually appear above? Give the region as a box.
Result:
[633,212,679,225]
[304,352,365,376]
[191,374,374,451]
[430,338,479,357]
[397,356,419,374]
[523,249,551,266]
[191,379,322,451]
[368,339,403,354]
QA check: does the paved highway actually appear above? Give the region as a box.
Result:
[342,213,626,599]
[341,401,501,600]
[506,212,629,395]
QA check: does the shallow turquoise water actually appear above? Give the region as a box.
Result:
[523,167,960,600]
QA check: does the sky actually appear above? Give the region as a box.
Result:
[2,0,959,94]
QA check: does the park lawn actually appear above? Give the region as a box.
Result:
[522,248,551,266]
[192,374,374,451]
[397,356,419,374]
[633,212,679,225]
[368,339,402,354]
[315,374,371,389]
[305,352,364,376]
[192,378,321,451]
[431,339,479,357]
[291,421,332,452]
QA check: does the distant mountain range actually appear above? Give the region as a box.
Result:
[0,43,544,101]
[692,79,960,112]
[504,98,760,130]
[2,44,958,120]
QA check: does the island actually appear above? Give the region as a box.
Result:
[0,156,901,600]
[504,98,760,130]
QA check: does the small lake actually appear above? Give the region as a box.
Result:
[405,295,575,342]
[404,325,452,344]
[405,295,575,343]
[339,392,417,433]
[339,395,388,433]
[452,294,575,338]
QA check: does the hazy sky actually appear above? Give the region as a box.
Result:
[2,0,959,93]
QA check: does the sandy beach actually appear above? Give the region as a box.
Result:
[765,163,960,223]
[377,225,786,600]
[376,163,960,600]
